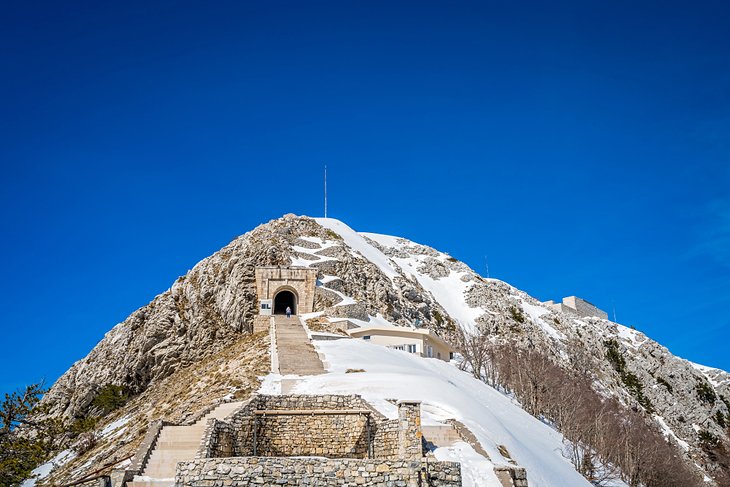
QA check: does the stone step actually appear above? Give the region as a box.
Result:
[149,440,200,452]
[273,316,325,376]
[128,481,174,487]
[157,431,205,439]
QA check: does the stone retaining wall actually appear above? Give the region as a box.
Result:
[372,419,399,459]
[208,395,396,459]
[177,457,461,487]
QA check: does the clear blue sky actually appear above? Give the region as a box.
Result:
[2,1,729,393]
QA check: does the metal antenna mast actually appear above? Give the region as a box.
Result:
[324,165,328,218]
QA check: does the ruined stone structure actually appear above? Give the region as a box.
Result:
[180,394,462,487]
[255,266,317,316]
[544,296,608,319]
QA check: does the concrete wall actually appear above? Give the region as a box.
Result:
[255,267,317,315]
[545,296,608,320]
[562,296,608,319]
[177,457,462,487]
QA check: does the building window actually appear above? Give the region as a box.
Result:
[407,344,417,353]
[363,336,371,340]
[427,345,433,358]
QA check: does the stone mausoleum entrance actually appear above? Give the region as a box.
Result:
[255,266,317,316]
[274,290,297,315]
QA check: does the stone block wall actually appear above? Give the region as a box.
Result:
[176,457,461,487]
[494,466,528,487]
[397,401,422,460]
[197,419,235,458]
[252,316,271,333]
[212,395,386,459]
[372,419,399,459]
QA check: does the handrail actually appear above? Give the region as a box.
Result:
[252,409,372,415]
[57,454,134,487]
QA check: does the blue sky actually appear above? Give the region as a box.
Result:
[1,1,729,393]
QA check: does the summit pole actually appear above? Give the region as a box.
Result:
[324,165,328,219]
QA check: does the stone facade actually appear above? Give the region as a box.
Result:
[544,296,608,320]
[255,267,317,315]
[176,457,462,487]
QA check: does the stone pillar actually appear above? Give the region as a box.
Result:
[397,400,422,460]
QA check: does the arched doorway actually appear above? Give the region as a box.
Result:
[273,290,297,315]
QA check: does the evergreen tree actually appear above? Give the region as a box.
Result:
[0,383,63,486]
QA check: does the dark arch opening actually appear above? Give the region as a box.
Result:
[274,290,297,315]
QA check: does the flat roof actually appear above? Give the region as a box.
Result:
[347,326,454,350]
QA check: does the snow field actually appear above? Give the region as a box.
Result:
[283,338,591,487]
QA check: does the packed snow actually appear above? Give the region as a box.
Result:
[261,337,592,487]
[347,313,399,329]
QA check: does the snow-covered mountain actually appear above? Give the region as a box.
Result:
[35,214,729,486]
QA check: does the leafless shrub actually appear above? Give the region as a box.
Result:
[472,341,702,486]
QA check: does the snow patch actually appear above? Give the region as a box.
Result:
[364,232,486,334]
[520,299,564,341]
[616,325,645,349]
[20,450,76,487]
[315,219,400,281]
[101,415,130,437]
[654,415,690,451]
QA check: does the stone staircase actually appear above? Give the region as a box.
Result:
[128,401,243,487]
[274,315,325,375]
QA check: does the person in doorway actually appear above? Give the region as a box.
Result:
[286,306,291,319]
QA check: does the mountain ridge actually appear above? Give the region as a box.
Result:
[34,214,730,486]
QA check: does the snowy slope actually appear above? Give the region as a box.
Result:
[315,218,401,280]
[261,337,592,487]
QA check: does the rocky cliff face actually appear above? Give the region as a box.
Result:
[42,214,729,483]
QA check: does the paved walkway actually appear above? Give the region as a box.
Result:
[274,315,325,376]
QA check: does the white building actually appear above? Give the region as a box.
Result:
[347,326,454,362]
